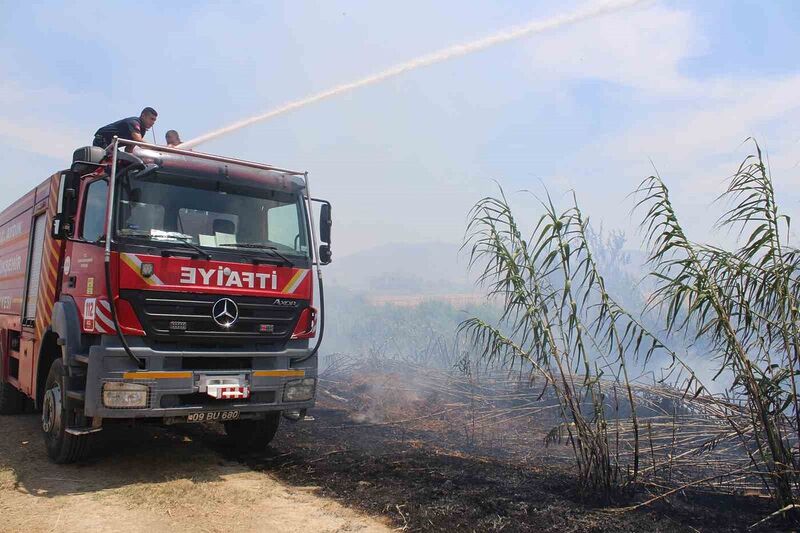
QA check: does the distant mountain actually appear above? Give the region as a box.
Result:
[326,241,479,295]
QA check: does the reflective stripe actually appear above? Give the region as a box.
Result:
[123,371,193,379]
[281,269,308,294]
[46,259,58,280]
[94,300,116,333]
[252,370,305,378]
[120,253,164,285]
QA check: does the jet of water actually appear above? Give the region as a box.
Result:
[181,0,645,149]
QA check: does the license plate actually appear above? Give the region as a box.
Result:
[198,375,250,400]
[186,410,240,423]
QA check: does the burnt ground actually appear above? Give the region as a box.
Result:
[2,362,787,533]
[185,405,781,533]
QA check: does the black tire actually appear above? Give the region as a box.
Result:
[41,359,92,463]
[223,412,281,450]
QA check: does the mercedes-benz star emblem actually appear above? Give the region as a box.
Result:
[212,298,239,328]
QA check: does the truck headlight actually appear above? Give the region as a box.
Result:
[103,382,149,408]
[283,378,316,402]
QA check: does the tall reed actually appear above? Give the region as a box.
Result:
[461,141,798,512]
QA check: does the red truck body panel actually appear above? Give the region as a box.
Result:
[117,253,312,298]
[0,173,63,398]
[0,196,32,318]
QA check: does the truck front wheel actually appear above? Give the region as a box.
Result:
[223,412,281,450]
[41,359,92,463]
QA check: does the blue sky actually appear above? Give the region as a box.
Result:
[1,0,798,256]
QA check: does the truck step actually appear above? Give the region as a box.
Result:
[66,426,103,436]
[66,390,85,402]
[67,367,86,379]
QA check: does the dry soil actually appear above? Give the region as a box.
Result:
[0,413,391,533]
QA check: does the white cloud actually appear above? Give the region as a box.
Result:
[0,116,83,160]
[525,4,701,92]
[0,78,89,160]
[591,75,800,186]
[0,80,78,107]
[518,1,799,172]
[513,2,800,246]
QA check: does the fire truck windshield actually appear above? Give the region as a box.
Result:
[116,170,310,259]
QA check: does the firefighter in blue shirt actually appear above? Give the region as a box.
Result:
[93,107,158,151]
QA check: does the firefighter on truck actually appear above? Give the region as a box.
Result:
[0,139,332,463]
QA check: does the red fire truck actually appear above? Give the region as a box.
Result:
[0,138,332,463]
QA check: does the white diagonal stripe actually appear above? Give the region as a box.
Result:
[285,270,308,294]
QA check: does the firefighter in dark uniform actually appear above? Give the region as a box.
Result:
[93,107,158,151]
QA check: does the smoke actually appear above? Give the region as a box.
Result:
[181,0,645,149]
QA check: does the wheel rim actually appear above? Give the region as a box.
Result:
[42,384,62,435]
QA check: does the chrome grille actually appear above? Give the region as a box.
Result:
[122,290,304,343]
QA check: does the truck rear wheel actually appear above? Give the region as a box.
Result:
[223,412,281,450]
[41,359,92,463]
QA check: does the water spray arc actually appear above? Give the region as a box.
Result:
[181,0,644,149]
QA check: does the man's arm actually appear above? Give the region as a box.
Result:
[126,120,144,152]
[127,131,144,151]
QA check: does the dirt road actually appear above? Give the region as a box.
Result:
[0,414,390,533]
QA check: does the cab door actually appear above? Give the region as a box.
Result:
[62,178,110,334]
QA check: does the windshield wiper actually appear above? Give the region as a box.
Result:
[218,243,294,266]
[168,235,212,260]
[119,229,211,260]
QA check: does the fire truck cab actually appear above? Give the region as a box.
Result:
[0,139,332,463]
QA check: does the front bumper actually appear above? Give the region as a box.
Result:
[83,339,317,419]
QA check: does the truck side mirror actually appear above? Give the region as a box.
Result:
[319,203,331,244]
[319,244,332,265]
[52,172,79,240]
[311,198,332,265]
